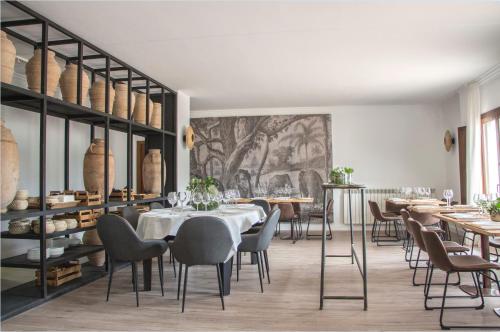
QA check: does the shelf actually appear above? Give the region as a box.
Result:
[1,83,177,137]
[1,225,96,240]
[1,244,103,269]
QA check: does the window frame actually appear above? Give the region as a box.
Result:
[480,107,500,194]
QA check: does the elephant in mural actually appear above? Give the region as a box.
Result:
[268,174,293,195]
[234,169,253,198]
[299,169,324,203]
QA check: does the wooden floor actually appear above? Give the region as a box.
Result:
[2,230,500,331]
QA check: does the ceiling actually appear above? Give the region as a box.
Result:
[15,1,500,110]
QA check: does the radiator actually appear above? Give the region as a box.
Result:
[342,188,435,225]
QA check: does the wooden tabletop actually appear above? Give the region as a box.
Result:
[237,197,314,204]
[386,198,446,206]
[433,213,500,237]
[408,205,479,213]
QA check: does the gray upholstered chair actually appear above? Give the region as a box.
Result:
[250,199,271,216]
[170,216,233,312]
[150,202,164,210]
[121,206,140,230]
[97,214,167,306]
[237,209,281,292]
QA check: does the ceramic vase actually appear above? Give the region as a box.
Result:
[142,149,166,194]
[112,83,134,119]
[82,229,105,266]
[25,49,61,96]
[83,138,115,197]
[133,93,153,125]
[1,121,20,212]
[150,102,162,128]
[90,80,115,112]
[1,31,16,84]
[59,63,90,104]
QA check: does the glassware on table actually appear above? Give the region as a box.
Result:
[192,192,203,211]
[167,192,178,208]
[202,192,211,211]
[177,191,188,211]
[443,189,454,207]
[425,187,431,198]
[214,192,223,209]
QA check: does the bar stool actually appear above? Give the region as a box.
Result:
[306,199,333,240]
[421,229,500,330]
[369,200,403,245]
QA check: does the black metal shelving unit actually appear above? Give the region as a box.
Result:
[0,0,177,320]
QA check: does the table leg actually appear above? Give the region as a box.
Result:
[143,258,152,291]
[219,257,233,296]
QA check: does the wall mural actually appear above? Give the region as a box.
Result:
[190,114,332,204]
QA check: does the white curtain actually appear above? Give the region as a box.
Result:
[460,82,482,204]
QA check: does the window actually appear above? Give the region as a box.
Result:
[481,107,500,195]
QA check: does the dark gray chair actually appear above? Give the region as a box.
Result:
[170,216,233,312]
[121,206,140,230]
[97,214,167,306]
[250,199,271,215]
[150,202,164,210]
[237,209,281,292]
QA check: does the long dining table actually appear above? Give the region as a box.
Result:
[136,204,266,295]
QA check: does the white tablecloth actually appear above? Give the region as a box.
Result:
[136,204,266,257]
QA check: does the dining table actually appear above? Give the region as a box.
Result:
[433,212,500,298]
[136,204,266,295]
[386,198,446,214]
[236,197,314,204]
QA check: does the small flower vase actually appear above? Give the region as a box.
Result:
[345,173,352,184]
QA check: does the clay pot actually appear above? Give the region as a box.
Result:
[8,199,28,211]
[90,80,115,113]
[59,63,90,104]
[32,219,55,235]
[25,49,61,96]
[112,82,134,119]
[150,102,162,129]
[1,31,16,84]
[8,219,31,235]
[142,149,166,194]
[83,229,105,266]
[83,138,115,197]
[133,93,153,125]
[1,121,20,212]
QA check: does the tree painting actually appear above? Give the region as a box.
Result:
[190,114,332,202]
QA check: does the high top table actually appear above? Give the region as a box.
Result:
[320,183,368,310]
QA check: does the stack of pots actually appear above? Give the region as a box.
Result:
[112,82,135,119]
[59,63,90,104]
[133,93,153,125]
[90,80,115,112]
[8,190,29,211]
[1,121,19,213]
[1,31,16,84]
[25,49,62,96]
[142,149,166,194]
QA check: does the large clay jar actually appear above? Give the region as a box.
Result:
[59,63,90,104]
[1,121,20,212]
[133,93,153,125]
[83,138,115,197]
[112,82,134,119]
[83,229,105,266]
[90,80,115,112]
[25,49,61,96]
[142,149,166,194]
[150,102,162,129]
[1,31,16,84]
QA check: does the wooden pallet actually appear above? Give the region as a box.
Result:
[35,261,82,287]
[110,188,136,201]
[75,191,101,206]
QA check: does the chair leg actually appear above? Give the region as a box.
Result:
[259,251,266,282]
[237,251,240,282]
[177,263,182,300]
[216,264,225,310]
[131,262,139,307]
[264,250,270,284]
[182,266,189,312]
[327,219,333,240]
[256,252,264,293]
[172,256,177,278]
[106,259,114,302]
[306,215,312,239]
[412,249,421,286]
[158,255,164,297]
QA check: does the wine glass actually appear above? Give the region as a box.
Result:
[184,191,191,210]
[177,191,187,211]
[214,192,223,209]
[202,192,211,211]
[425,187,431,198]
[167,192,178,208]
[443,189,453,207]
[192,192,203,211]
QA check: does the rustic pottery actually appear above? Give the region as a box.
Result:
[150,102,162,128]
[14,189,29,200]
[142,149,166,194]
[112,82,134,119]
[83,138,115,196]
[32,219,55,235]
[25,49,61,96]
[83,229,105,266]
[89,80,115,112]
[8,219,31,235]
[133,93,153,125]
[64,218,78,229]
[53,219,68,232]
[1,121,20,212]
[1,31,16,84]
[8,199,28,211]
[59,63,90,104]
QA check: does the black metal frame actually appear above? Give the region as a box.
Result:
[1,0,177,320]
[319,184,368,310]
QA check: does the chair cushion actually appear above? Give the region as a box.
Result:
[426,226,446,234]
[380,212,401,221]
[238,233,259,252]
[449,255,500,272]
[443,241,469,253]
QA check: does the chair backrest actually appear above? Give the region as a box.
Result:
[368,200,384,220]
[97,214,143,262]
[409,210,440,226]
[326,199,334,214]
[421,229,453,272]
[172,216,233,266]
[121,206,140,230]
[254,208,281,251]
[400,209,410,229]
[150,202,164,210]
[277,203,295,221]
[250,199,271,215]
[406,218,427,252]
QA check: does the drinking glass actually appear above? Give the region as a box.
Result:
[167,192,178,208]
[202,192,211,211]
[177,191,187,211]
[214,192,223,209]
[425,187,431,198]
[192,192,203,211]
[234,189,241,201]
[443,189,453,207]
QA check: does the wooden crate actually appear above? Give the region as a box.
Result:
[135,193,160,200]
[110,188,136,201]
[75,191,101,206]
[35,261,82,287]
[67,210,98,228]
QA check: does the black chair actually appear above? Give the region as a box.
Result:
[237,209,281,291]
[97,214,167,306]
[121,206,140,230]
[250,199,271,216]
[150,202,164,210]
[170,216,233,312]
